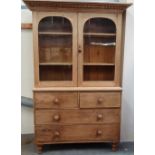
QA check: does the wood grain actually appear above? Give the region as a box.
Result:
[35,124,120,143]
[35,109,120,124]
[34,92,78,109]
[80,92,121,108]
[33,87,122,91]
[23,0,132,12]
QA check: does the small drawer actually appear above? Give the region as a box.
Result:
[35,109,120,124]
[80,92,121,108]
[34,92,78,109]
[35,124,120,143]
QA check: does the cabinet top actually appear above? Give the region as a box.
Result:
[23,0,132,12]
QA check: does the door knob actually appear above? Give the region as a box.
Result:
[78,46,82,53]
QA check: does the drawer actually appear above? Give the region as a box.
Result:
[36,124,120,143]
[34,92,78,109]
[35,109,120,124]
[80,92,121,108]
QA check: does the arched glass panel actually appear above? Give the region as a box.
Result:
[38,17,72,81]
[83,18,116,81]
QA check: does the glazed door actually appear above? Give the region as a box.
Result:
[78,13,122,87]
[33,12,77,87]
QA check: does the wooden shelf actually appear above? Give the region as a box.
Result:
[83,63,115,66]
[33,87,122,92]
[39,62,72,66]
[84,33,116,37]
[38,32,72,35]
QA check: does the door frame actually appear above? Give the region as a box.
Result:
[77,13,122,87]
[33,12,78,87]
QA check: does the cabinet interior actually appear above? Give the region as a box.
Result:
[83,18,116,81]
[38,16,116,83]
[38,17,73,81]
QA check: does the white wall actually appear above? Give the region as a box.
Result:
[21,9,34,134]
[21,2,134,141]
[121,5,134,141]
[21,9,33,98]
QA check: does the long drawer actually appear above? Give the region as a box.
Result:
[80,92,121,108]
[35,109,120,124]
[34,92,78,109]
[35,124,120,143]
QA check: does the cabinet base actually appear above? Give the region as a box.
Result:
[36,142,119,153]
[112,142,119,151]
[36,144,43,154]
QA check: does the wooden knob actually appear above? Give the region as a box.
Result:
[54,131,60,137]
[53,98,59,104]
[97,98,103,104]
[78,46,82,53]
[97,114,103,120]
[53,114,60,121]
[78,49,82,53]
[96,130,102,136]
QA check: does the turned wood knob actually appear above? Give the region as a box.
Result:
[97,114,103,120]
[54,131,60,137]
[96,130,102,136]
[78,49,82,53]
[53,98,59,104]
[78,46,82,53]
[97,98,103,104]
[53,114,60,121]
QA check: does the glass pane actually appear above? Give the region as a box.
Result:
[84,66,115,81]
[38,17,72,81]
[84,18,116,33]
[38,16,72,32]
[83,18,116,81]
[39,35,72,63]
[39,66,72,81]
[84,36,115,63]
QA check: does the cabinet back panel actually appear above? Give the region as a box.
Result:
[39,35,72,48]
[39,66,72,81]
[39,47,72,63]
[84,45,115,63]
[84,66,114,81]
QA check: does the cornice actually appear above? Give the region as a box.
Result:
[23,0,132,12]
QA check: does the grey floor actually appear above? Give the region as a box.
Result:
[22,142,134,155]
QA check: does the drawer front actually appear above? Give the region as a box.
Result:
[80,92,121,108]
[35,109,120,124]
[34,92,78,109]
[36,124,120,143]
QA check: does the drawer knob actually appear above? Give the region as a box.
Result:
[97,114,103,120]
[97,98,103,104]
[54,131,60,137]
[96,130,102,136]
[53,114,61,121]
[53,98,59,104]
